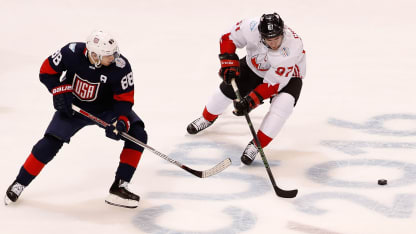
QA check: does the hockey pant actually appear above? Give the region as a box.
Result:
[203,77,302,148]
[15,111,147,187]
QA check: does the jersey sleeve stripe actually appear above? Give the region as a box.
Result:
[113,90,134,104]
[39,58,58,75]
[293,65,302,78]
[220,33,237,54]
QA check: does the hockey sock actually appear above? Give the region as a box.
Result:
[16,135,64,186]
[115,148,143,182]
[202,107,219,122]
[256,130,273,148]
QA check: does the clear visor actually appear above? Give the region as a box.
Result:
[102,47,120,58]
[100,48,120,63]
[113,51,120,59]
[109,51,120,64]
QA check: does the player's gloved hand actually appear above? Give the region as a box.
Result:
[105,116,130,140]
[52,84,74,117]
[233,91,264,116]
[219,53,240,85]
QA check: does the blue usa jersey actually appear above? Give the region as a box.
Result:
[39,42,134,116]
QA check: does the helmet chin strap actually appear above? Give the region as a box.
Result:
[88,51,102,68]
[261,38,272,49]
[260,34,284,50]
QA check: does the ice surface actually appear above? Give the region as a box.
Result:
[1,0,415,233]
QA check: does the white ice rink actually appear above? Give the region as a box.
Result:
[1,0,416,233]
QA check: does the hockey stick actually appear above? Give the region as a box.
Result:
[72,104,231,178]
[231,79,298,198]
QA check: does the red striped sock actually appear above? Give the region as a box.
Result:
[256,130,273,148]
[120,148,142,168]
[202,107,218,122]
[23,153,45,176]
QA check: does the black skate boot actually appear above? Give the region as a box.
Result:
[187,116,216,134]
[105,179,140,208]
[241,141,259,166]
[4,180,25,205]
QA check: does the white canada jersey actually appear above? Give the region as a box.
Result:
[227,17,306,90]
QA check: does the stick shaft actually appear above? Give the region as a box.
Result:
[231,79,298,198]
[72,104,231,178]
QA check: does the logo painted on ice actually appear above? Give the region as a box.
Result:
[72,74,100,101]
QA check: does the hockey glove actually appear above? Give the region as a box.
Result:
[233,91,264,116]
[219,53,240,85]
[52,84,74,117]
[105,116,130,141]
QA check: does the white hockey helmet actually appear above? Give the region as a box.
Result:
[86,30,120,67]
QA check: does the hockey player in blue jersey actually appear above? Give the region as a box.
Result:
[4,30,147,208]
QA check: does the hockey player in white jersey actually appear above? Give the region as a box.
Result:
[187,13,306,165]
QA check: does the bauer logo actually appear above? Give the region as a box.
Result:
[72,74,100,101]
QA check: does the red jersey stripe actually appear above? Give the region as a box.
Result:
[293,64,302,78]
[220,33,237,54]
[113,90,134,104]
[39,59,58,75]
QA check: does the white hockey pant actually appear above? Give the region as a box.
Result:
[259,92,295,139]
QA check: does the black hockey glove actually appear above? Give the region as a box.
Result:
[233,91,264,116]
[105,116,130,141]
[52,84,74,117]
[219,53,240,85]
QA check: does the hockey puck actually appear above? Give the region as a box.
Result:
[378,179,387,185]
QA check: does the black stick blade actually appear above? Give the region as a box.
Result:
[274,186,298,198]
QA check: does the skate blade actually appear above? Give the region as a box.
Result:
[4,195,13,206]
[105,194,139,209]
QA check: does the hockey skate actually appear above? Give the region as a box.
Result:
[105,179,140,208]
[187,116,216,134]
[4,181,25,205]
[241,141,259,165]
